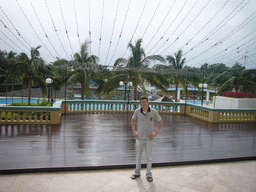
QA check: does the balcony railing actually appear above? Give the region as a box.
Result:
[0,100,255,124]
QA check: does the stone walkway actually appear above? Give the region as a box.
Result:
[1,160,255,192]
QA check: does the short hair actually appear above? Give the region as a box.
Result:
[140,95,148,101]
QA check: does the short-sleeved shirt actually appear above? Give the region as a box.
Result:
[132,107,162,140]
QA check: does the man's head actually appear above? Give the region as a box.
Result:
[140,96,149,108]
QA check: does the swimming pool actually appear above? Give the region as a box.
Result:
[185,100,213,105]
[0,97,42,105]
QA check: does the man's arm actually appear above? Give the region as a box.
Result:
[149,119,163,139]
[131,118,139,138]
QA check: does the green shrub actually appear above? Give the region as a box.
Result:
[11,98,51,107]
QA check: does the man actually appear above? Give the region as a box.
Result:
[131,95,163,182]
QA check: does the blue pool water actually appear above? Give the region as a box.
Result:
[185,100,213,105]
[0,98,42,105]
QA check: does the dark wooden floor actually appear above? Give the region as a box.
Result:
[0,113,256,173]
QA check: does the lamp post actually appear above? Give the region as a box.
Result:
[127,81,133,105]
[119,81,126,100]
[199,83,208,106]
[46,78,53,106]
[119,81,132,112]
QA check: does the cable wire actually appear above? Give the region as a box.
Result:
[0,37,19,53]
[141,0,162,39]
[0,6,31,49]
[59,0,74,56]
[0,20,30,52]
[160,0,212,53]
[88,0,92,55]
[179,0,231,51]
[108,0,132,65]
[156,0,200,55]
[15,0,56,59]
[207,39,256,64]
[121,0,148,58]
[146,0,188,55]
[184,0,251,56]
[29,0,61,59]
[0,27,25,53]
[104,0,120,65]
[191,13,256,65]
[44,0,70,60]
[73,0,81,48]
[98,0,105,58]
[144,0,177,51]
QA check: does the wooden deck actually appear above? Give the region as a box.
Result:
[0,113,256,173]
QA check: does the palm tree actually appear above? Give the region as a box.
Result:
[166,50,186,102]
[211,63,256,94]
[0,50,19,94]
[106,38,168,100]
[68,41,98,100]
[14,46,50,105]
[49,59,70,99]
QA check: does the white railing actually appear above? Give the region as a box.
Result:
[0,100,255,124]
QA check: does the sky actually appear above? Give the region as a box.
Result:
[1,0,256,69]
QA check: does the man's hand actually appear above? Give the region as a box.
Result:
[133,131,139,138]
[149,132,157,140]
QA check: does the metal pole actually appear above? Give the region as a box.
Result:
[124,83,126,100]
[65,67,67,114]
[193,85,195,104]
[50,84,53,106]
[48,84,50,102]
[6,85,7,106]
[201,81,204,106]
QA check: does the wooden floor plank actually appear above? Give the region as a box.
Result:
[0,114,255,172]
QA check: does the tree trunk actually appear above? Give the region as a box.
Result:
[134,83,137,100]
[28,79,32,106]
[175,75,179,102]
[81,83,84,100]
[175,84,178,102]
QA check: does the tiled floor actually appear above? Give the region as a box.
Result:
[1,160,255,192]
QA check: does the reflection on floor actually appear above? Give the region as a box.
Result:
[0,114,256,172]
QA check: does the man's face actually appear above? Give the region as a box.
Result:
[140,99,148,108]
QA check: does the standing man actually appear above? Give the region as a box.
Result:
[131,96,163,182]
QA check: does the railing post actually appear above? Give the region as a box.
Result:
[180,104,185,114]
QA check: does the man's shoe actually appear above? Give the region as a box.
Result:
[131,174,140,180]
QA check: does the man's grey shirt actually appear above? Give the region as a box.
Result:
[132,107,162,140]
